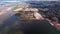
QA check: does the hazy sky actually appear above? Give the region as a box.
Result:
[0,0,57,1]
[0,0,59,2]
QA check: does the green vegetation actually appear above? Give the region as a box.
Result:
[13,9,35,20]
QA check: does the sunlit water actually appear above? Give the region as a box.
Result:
[0,2,29,32]
[0,3,19,31]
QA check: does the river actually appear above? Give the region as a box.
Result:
[0,6,19,32]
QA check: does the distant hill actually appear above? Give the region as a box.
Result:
[26,1,60,8]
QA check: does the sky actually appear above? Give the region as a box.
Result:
[0,0,59,2]
[0,0,59,1]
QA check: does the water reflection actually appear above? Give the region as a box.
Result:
[0,7,17,31]
[0,2,22,32]
[0,15,18,32]
[0,10,18,31]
